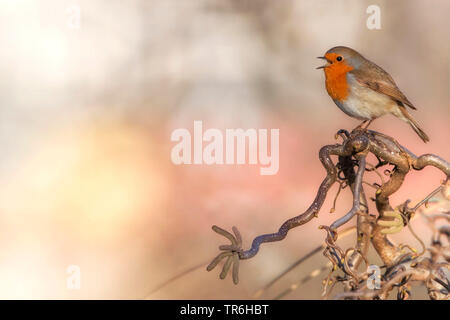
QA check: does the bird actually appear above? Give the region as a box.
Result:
[317,46,429,142]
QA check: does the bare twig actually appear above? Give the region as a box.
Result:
[206,128,450,300]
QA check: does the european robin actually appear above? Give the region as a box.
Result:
[317,46,429,142]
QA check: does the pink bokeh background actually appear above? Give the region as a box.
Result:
[0,0,448,299]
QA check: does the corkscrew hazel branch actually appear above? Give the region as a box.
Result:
[206,225,242,284]
[329,154,366,231]
[206,128,450,295]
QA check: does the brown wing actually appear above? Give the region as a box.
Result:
[350,61,417,110]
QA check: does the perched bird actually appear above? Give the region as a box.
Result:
[317,46,429,142]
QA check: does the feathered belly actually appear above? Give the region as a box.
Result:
[333,75,396,120]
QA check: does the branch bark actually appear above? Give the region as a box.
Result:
[207,128,450,300]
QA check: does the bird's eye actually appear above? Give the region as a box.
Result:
[336,56,343,62]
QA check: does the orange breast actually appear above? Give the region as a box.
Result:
[324,63,353,102]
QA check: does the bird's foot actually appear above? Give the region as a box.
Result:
[352,120,373,134]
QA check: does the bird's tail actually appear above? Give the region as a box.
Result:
[399,106,430,143]
[408,118,429,143]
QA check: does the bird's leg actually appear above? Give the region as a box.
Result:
[363,120,373,130]
[353,120,368,131]
[353,120,373,133]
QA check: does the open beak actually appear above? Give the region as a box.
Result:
[316,56,328,69]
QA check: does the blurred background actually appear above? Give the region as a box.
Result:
[0,0,448,299]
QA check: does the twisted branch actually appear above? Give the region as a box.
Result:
[206,128,450,300]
